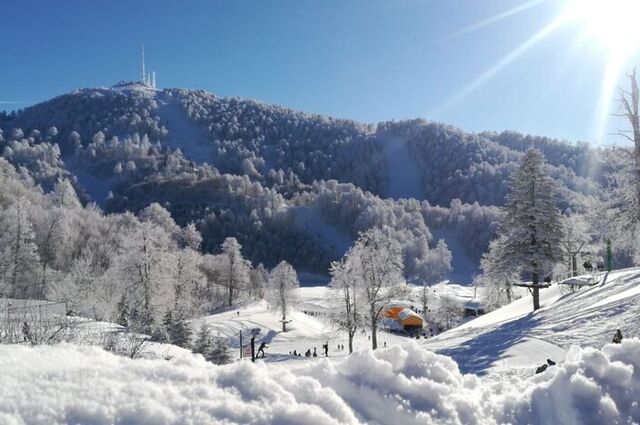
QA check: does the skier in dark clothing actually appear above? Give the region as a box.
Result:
[312,347,317,357]
[305,349,311,357]
[257,342,267,358]
[612,329,623,344]
[323,343,328,357]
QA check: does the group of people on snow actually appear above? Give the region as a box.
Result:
[289,343,330,358]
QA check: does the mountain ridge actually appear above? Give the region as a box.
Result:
[0,85,605,283]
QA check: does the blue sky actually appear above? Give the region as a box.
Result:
[1,0,638,144]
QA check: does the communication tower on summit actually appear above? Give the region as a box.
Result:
[140,44,157,88]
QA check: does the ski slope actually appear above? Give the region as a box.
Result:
[377,135,423,200]
[424,268,640,375]
[292,206,352,257]
[154,92,217,165]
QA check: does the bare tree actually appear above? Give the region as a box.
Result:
[266,261,299,332]
[329,258,359,353]
[348,227,407,350]
[219,238,250,307]
[614,70,640,234]
[435,295,463,331]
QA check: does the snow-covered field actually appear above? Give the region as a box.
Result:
[2,340,639,424]
[424,268,640,375]
[3,269,640,424]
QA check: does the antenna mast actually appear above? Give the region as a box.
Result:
[141,44,146,85]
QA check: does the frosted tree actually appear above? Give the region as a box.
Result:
[560,213,595,277]
[171,248,203,314]
[50,254,96,316]
[113,162,123,181]
[208,335,233,364]
[249,263,267,300]
[0,200,41,298]
[193,324,213,358]
[116,221,174,330]
[479,235,520,305]
[610,70,640,251]
[162,307,192,348]
[125,160,136,177]
[494,149,564,311]
[266,260,299,332]
[219,237,251,306]
[52,179,81,208]
[180,223,203,251]
[329,258,359,353]
[33,207,69,298]
[434,295,463,330]
[139,203,180,235]
[348,227,407,350]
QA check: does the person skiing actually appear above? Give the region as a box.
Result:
[612,329,623,344]
[323,343,328,357]
[257,341,267,358]
[293,350,297,356]
[312,347,317,357]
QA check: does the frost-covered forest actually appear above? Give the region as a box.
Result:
[0,85,616,286]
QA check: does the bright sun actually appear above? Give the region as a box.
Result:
[563,0,640,59]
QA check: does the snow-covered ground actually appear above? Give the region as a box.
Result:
[423,268,640,375]
[155,92,217,165]
[2,340,639,424]
[3,269,640,424]
[376,135,423,200]
[292,206,352,257]
[63,157,117,205]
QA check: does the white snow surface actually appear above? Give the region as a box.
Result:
[4,270,640,424]
[377,135,423,200]
[2,340,640,425]
[424,268,640,375]
[154,92,217,165]
[292,206,352,257]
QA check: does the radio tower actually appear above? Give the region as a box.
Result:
[141,44,147,85]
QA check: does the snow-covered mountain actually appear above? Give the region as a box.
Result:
[0,84,605,283]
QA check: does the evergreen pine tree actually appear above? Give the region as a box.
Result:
[209,335,232,365]
[193,324,213,358]
[495,149,564,310]
[116,294,129,327]
[193,325,231,364]
[164,307,192,348]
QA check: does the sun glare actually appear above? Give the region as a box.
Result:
[563,0,640,59]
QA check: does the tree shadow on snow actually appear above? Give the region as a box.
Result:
[437,313,542,376]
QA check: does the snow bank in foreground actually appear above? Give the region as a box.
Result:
[1,340,639,425]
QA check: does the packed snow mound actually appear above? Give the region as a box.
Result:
[2,340,640,425]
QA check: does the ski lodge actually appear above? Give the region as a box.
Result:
[384,306,424,331]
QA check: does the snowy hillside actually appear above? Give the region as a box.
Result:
[424,268,640,375]
[0,85,607,283]
[376,134,423,200]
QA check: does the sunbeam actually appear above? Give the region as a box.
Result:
[440,0,551,42]
[432,15,566,118]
